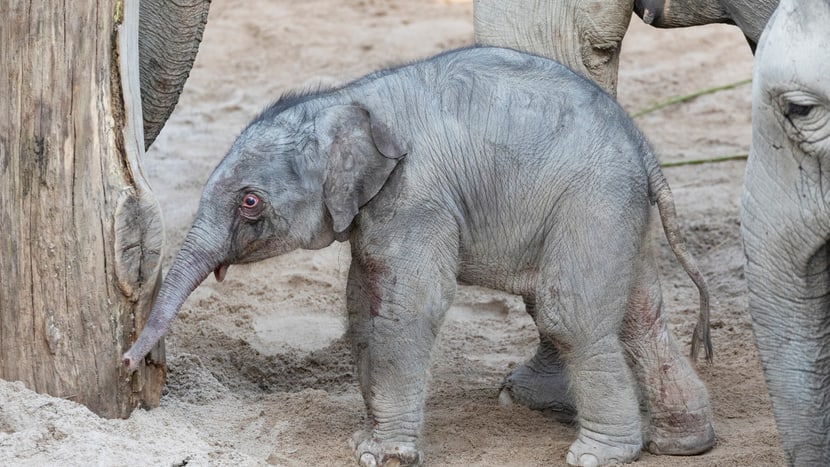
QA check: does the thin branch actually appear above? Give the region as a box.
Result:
[660,154,748,168]
[631,78,752,118]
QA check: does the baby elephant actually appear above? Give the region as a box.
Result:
[123,46,714,466]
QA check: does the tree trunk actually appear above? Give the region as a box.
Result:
[0,0,165,418]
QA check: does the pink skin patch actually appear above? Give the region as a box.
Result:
[214,264,229,282]
[362,256,389,317]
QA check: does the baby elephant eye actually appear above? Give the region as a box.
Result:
[239,193,264,220]
[242,194,259,208]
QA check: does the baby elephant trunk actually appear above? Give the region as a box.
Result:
[122,231,220,371]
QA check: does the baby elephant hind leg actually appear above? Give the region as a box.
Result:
[499,297,576,422]
[536,242,645,466]
[621,246,715,456]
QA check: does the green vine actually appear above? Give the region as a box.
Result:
[660,154,748,168]
[631,78,752,118]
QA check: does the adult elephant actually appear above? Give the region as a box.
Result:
[139,0,211,149]
[474,0,634,94]
[473,0,778,95]
[633,0,779,51]
[741,0,830,465]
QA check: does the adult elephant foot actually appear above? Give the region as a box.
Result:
[498,337,576,423]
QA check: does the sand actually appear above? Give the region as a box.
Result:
[0,0,786,465]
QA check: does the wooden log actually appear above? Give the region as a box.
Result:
[0,0,165,418]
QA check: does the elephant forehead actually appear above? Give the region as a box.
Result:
[758,0,830,87]
[236,121,307,157]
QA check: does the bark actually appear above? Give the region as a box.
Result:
[0,0,165,418]
[139,0,211,150]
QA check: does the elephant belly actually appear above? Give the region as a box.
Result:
[456,257,540,297]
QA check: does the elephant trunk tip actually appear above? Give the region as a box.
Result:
[214,263,229,282]
[122,331,162,372]
[122,350,142,372]
[634,0,663,25]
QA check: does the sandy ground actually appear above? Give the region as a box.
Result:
[1,0,787,465]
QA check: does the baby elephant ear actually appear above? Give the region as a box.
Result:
[315,104,407,233]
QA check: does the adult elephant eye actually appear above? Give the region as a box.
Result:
[786,102,813,118]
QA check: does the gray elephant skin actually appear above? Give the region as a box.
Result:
[474,0,778,96]
[139,0,211,149]
[742,0,830,464]
[123,46,715,466]
[634,0,778,51]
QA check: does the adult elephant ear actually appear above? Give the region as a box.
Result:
[315,105,407,233]
[139,0,211,150]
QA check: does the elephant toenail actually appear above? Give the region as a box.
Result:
[360,452,378,467]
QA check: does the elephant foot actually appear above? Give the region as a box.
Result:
[350,430,421,467]
[566,429,641,467]
[642,360,715,455]
[499,359,576,423]
[644,410,715,455]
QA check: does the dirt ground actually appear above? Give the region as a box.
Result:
[0,0,787,465]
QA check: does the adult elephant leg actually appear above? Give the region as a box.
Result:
[499,297,576,422]
[473,0,632,95]
[139,0,211,149]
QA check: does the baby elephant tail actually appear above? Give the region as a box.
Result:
[646,154,713,363]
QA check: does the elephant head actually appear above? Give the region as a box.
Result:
[741,0,830,464]
[122,102,406,370]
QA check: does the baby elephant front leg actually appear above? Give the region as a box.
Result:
[346,249,455,466]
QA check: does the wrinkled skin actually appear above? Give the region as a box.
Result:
[476,0,777,418]
[123,47,715,466]
[139,0,211,149]
[474,0,777,99]
[741,0,830,464]
[474,0,633,95]
[633,0,778,51]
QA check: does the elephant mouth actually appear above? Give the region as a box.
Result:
[214,263,229,282]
